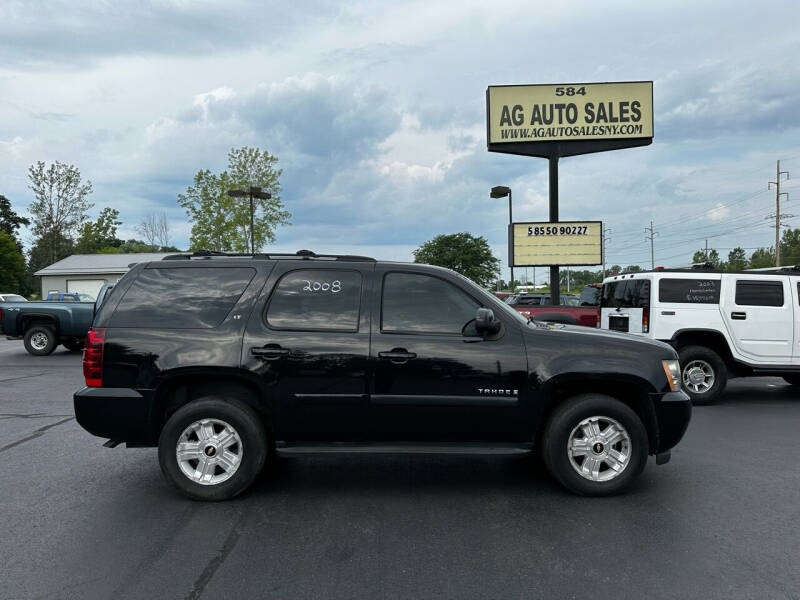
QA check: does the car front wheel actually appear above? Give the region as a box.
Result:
[542,394,648,496]
[158,397,267,501]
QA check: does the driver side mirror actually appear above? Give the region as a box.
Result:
[475,307,501,335]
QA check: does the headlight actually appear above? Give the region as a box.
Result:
[662,359,680,391]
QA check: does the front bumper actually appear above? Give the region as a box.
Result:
[73,386,158,445]
[649,389,692,454]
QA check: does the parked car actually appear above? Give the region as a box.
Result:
[0,293,28,303]
[600,267,800,404]
[45,292,94,302]
[0,298,95,354]
[74,250,690,501]
[508,286,601,327]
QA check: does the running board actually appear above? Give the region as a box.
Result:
[275,442,534,457]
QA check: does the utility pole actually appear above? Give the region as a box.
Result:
[769,160,790,266]
[644,221,658,270]
[601,228,612,279]
[705,240,708,262]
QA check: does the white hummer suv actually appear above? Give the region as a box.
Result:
[599,267,800,404]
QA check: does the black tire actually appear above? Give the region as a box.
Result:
[782,375,800,386]
[23,325,58,356]
[678,345,727,406]
[62,338,84,352]
[158,397,267,501]
[542,394,648,496]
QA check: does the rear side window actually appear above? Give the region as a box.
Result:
[266,270,362,331]
[110,267,255,329]
[601,280,650,308]
[382,272,479,334]
[735,280,784,307]
[659,279,720,303]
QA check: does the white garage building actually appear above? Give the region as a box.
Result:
[34,253,172,300]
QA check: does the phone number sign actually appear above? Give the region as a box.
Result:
[511,221,603,266]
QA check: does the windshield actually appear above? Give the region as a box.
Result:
[1,294,26,302]
[579,286,600,306]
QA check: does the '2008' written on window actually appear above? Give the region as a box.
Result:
[658,279,720,304]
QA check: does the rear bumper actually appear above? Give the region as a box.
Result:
[649,389,692,454]
[73,386,158,445]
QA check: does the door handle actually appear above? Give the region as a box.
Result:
[251,345,290,360]
[378,348,417,363]
[731,312,747,320]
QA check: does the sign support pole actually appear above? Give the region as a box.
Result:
[549,155,560,305]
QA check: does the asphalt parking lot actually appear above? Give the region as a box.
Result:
[1,337,799,600]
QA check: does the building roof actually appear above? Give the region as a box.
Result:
[34,253,171,276]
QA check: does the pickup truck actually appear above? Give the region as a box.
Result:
[509,285,601,327]
[0,300,95,355]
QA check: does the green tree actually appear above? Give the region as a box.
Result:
[75,207,122,253]
[28,161,93,264]
[623,265,643,273]
[27,231,74,275]
[0,231,28,293]
[0,195,30,248]
[115,238,180,253]
[692,248,721,268]
[178,147,291,252]
[779,228,800,266]
[412,232,500,286]
[727,247,748,271]
[748,247,775,269]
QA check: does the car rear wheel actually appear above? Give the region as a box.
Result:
[542,394,648,496]
[678,345,727,405]
[24,325,58,356]
[62,338,84,352]
[158,397,267,501]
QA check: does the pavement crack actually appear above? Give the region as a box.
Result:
[0,372,47,383]
[0,413,73,420]
[0,416,74,453]
[184,511,246,600]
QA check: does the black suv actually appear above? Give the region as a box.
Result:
[74,251,691,500]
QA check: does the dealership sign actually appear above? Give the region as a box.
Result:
[487,81,653,157]
[510,221,603,267]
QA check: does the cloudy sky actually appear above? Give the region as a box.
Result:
[1,0,799,281]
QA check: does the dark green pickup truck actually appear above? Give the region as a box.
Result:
[0,283,115,355]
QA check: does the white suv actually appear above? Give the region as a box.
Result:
[599,268,800,404]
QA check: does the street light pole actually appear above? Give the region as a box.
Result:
[249,190,255,254]
[227,186,272,254]
[490,186,514,291]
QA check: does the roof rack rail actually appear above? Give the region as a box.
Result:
[161,249,376,262]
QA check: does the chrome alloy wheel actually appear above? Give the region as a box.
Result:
[176,418,243,486]
[567,416,632,482]
[30,332,49,351]
[682,359,715,394]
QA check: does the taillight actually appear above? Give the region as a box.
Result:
[83,327,106,387]
[642,307,650,333]
[596,311,601,328]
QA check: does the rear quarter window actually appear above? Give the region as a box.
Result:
[659,279,720,303]
[109,266,256,329]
